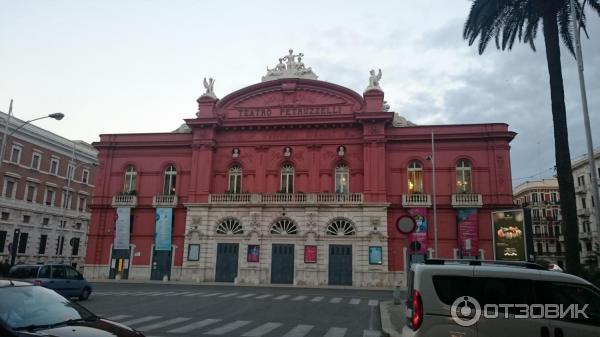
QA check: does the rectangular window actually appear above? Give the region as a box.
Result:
[26,184,36,202]
[74,222,82,230]
[61,190,72,209]
[0,230,6,252]
[50,158,59,175]
[1,212,9,220]
[78,197,86,212]
[552,209,559,220]
[71,237,80,256]
[31,153,41,170]
[56,236,65,255]
[18,232,28,254]
[532,193,539,203]
[82,170,90,184]
[551,193,558,203]
[3,179,15,198]
[67,164,75,180]
[45,189,55,206]
[42,217,50,226]
[10,146,21,164]
[59,220,67,228]
[38,234,47,255]
[582,197,587,209]
[533,209,540,220]
[22,215,30,223]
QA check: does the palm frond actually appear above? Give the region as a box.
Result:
[558,1,576,55]
[588,0,600,14]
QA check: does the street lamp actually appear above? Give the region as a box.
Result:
[426,131,438,258]
[1,99,64,169]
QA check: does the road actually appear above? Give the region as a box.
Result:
[79,283,389,337]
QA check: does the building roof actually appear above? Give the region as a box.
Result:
[513,178,559,196]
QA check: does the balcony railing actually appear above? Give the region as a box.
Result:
[208,193,363,205]
[402,194,432,207]
[575,185,587,194]
[577,208,591,217]
[152,195,178,207]
[451,193,483,208]
[112,194,138,207]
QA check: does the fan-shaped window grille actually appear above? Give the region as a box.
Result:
[326,218,356,236]
[270,218,298,235]
[216,218,243,235]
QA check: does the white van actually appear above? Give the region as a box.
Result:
[402,259,600,337]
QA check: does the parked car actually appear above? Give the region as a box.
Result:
[0,279,144,337]
[403,259,600,337]
[7,264,92,300]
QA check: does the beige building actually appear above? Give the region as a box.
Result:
[514,179,564,267]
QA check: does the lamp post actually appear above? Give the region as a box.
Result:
[1,99,64,169]
[427,131,438,258]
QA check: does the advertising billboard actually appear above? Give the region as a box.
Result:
[155,208,173,251]
[408,208,428,254]
[457,208,479,258]
[114,207,131,250]
[492,210,526,261]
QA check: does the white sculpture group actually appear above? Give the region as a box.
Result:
[202,77,216,98]
[262,49,318,81]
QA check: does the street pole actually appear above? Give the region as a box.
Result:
[432,131,438,258]
[570,0,600,251]
[0,99,14,168]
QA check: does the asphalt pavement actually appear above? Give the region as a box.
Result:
[79,282,390,337]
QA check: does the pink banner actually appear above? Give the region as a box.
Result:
[457,208,479,257]
[408,208,428,254]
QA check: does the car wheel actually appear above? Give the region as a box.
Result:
[79,287,91,300]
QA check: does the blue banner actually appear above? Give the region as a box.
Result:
[155,208,173,251]
[114,207,131,250]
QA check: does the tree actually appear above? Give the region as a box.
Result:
[463,0,600,274]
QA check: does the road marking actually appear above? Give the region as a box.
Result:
[167,318,222,333]
[106,314,132,321]
[167,292,193,296]
[120,316,162,326]
[281,324,314,337]
[363,329,382,337]
[292,296,306,301]
[255,294,272,299]
[330,297,342,303]
[149,292,172,296]
[204,320,252,335]
[219,292,239,298]
[274,294,290,300]
[324,327,347,337]
[237,293,256,298]
[310,296,323,302]
[350,298,361,305]
[368,300,379,306]
[202,292,223,297]
[136,317,191,331]
[184,292,206,296]
[241,322,283,336]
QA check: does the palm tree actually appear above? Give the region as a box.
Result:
[464,0,600,274]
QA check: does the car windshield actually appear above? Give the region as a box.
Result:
[0,285,95,330]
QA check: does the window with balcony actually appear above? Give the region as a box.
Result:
[50,158,59,175]
[456,159,472,193]
[10,146,22,164]
[228,166,242,194]
[163,165,177,195]
[123,165,137,193]
[31,153,41,170]
[335,164,349,194]
[407,160,423,194]
[280,164,294,193]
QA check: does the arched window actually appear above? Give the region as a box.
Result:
[280,164,294,193]
[163,165,177,195]
[270,218,298,235]
[326,218,356,236]
[456,159,472,193]
[407,161,423,194]
[228,166,242,194]
[335,164,349,194]
[216,218,243,235]
[123,165,137,193]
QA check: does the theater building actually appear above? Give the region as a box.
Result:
[84,52,516,286]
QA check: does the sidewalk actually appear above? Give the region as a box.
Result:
[379,300,405,337]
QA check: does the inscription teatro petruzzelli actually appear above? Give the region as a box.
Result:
[237,105,344,118]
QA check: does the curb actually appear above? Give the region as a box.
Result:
[379,301,403,337]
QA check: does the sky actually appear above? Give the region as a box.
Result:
[1,0,599,188]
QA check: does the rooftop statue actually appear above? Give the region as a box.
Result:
[365,69,383,91]
[202,77,217,98]
[262,49,318,82]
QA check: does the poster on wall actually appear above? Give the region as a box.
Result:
[304,245,317,263]
[114,207,131,250]
[408,208,428,254]
[492,210,526,261]
[188,244,200,261]
[155,208,173,251]
[369,246,383,265]
[457,208,479,258]
[247,245,260,262]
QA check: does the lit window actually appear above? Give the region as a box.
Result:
[123,165,137,193]
[280,164,294,193]
[163,165,177,195]
[335,165,349,194]
[456,159,472,193]
[228,166,242,194]
[407,161,423,194]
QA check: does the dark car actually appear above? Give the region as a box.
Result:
[8,264,92,300]
[0,280,144,337]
